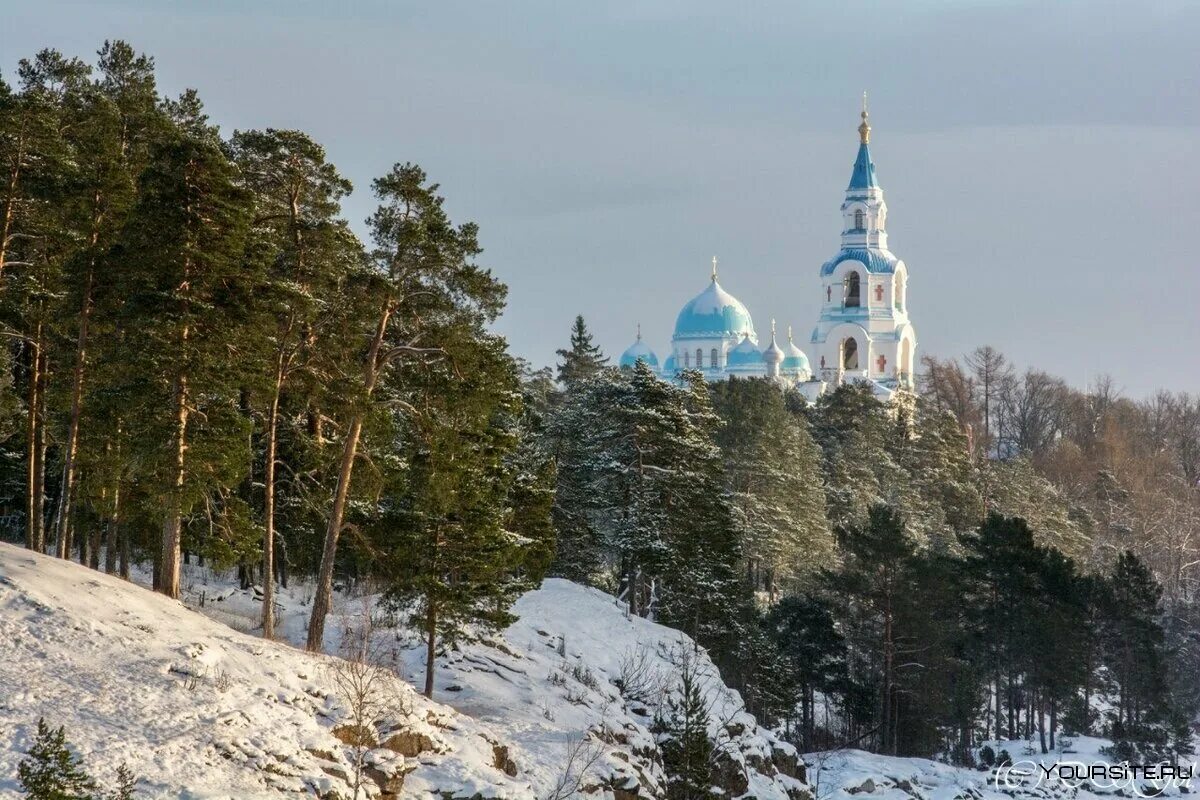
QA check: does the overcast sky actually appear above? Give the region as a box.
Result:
[6,1,1199,396]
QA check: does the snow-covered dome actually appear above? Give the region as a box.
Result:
[619,327,660,370]
[781,326,812,378]
[673,271,756,341]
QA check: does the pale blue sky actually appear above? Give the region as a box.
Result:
[6,1,1199,395]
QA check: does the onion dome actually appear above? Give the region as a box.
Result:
[672,257,756,341]
[619,324,660,371]
[724,335,765,376]
[781,326,812,379]
[763,316,782,371]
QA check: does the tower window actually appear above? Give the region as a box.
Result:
[844,271,861,308]
[711,348,719,368]
[854,209,864,230]
[683,350,690,368]
[842,337,859,370]
[696,348,704,368]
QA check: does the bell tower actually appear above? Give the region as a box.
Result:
[810,98,917,394]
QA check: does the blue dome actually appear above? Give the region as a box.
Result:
[663,353,677,373]
[782,329,811,375]
[619,335,660,370]
[724,336,765,375]
[820,247,899,277]
[673,278,755,340]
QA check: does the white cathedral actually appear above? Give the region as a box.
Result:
[618,104,917,401]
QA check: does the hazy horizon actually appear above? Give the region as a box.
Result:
[6,1,1198,396]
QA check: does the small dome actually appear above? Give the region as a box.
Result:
[619,327,659,370]
[725,335,766,375]
[762,322,785,365]
[781,326,811,377]
[662,353,677,373]
[673,274,756,341]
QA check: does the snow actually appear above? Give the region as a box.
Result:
[807,737,1196,800]
[162,566,809,798]
[0,543,525,799]
[8,542,1178,800]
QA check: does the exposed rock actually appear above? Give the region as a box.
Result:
[380,730,434,757]
[492,744,519,777]
[364,764,408,799]
[847,776,876,794]
[331,723,376,748]
[712,750,750,796]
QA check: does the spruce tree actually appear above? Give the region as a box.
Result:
[17,719,97,800]
[554,314,607,388]
[655,650,714,800]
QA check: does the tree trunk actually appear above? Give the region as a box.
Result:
[158,366,188,599]
[0,118,27,277]
[306,302,391,652]
[424,600,438,698]
[53,253,97,566]
[261,361,283,639]
[1049,699,1057,750]
[1037,691,1047,754]
[25,329,43,552]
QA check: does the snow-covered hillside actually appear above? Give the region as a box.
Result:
[0,544,526,799]
[162,567,811,799]
[1,545,808,798]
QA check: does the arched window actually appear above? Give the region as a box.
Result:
[842,337,859,370]
[683,350,690,368]
[711,348,720,368]
[844,271,861,308]
[895,274,906,311]
[900,338,912,384]
[696,348,704,368]
[854,208,864,230]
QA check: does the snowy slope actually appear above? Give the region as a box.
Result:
[807,737,1194,800]
[169,570,810,799]
[0,543,528,799]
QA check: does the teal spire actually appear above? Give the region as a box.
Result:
[847,93,878,190]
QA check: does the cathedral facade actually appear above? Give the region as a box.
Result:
[618,106,917,401]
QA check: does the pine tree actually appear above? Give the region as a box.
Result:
[554,314,607,388]
[17,719,97,800]
[381,333,545,698]
[52,41,163,565]
[306,163,506,651]
[823,504,918,755]
[105,125,261,597]
[229,127,359,637]
[767,594,847,750]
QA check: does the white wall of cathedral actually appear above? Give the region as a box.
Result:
[671,334,746,371]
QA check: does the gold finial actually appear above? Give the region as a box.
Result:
[787,325,794,343]
[636,322,642,341]
[771,318,777,336]
[858,91,870,144]
[711,255,718,282]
